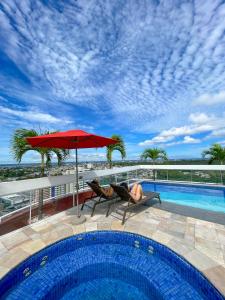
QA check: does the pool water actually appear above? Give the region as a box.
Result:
[61,278,150,300]
[0,231,224,300]
[142,181,225,213]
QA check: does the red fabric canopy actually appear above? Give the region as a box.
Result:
[26,130,117,149]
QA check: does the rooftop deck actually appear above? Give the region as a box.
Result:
[0,202,225,296]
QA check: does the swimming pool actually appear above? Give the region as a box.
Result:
[0,231,224,300]
[142,181,225,213]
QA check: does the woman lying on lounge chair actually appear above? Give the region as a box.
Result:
[129,183,144,202]
[91,179,114,197]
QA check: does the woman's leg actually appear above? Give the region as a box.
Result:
[130,184,143,202]
[130,183,138,195]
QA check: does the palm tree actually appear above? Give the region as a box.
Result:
[202,143,225,183]
[11,129,69,219]
[106,135,126,168]
[202,144,225,165]
[141,147,168,163]
[141,147,168,180]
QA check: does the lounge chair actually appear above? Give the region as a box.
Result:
[81,181,117,217]
[107,183,161,224]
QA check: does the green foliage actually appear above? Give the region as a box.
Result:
[11,128,70,220]
[141,147,168,163]
[11,129,69,175]
[202,144,225,165]
[106,135,126,168]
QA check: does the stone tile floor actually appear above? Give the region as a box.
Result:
[0,203,225,296]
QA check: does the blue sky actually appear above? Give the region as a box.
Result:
[1,0,225,164]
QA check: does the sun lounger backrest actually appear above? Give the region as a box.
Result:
[87,182,107,197]
[110,184,133,202]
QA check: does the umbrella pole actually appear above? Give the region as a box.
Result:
[75,148,80,217]
[68,148,86,224]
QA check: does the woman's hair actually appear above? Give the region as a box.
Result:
[120,182,129,191]
[92,179,99,185]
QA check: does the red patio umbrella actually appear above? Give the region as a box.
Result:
[26,130,117,223]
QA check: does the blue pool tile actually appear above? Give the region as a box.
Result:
[0,231,224,300]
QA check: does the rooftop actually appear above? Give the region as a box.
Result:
[0,201,225,296]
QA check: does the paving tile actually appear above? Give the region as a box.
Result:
[144,216,161,227]
[124,221,142,234]
[1,231,30,250]
[185,223,195,236]
[20,239,46,254]
[138,226,156,239]
[73,224,86,234]
[195,225,218,242]
[184,223,195,244]
[216,229,225,245]
[85,222,98,232]
[0,247,30,270]
[195,237,224,265]
[203,265,225,295]
[214,223,225,230]
[151,208,171,219]
[171,214,187,223]
[111,221,125,231]
[0,265,10,278]
[187,217,197,224]
[195,219,215,228]
[0,241,7,256]
[184,249,219,271]
[22,226,37,236]
[54,224,73,238]
[222,245,225,262]
[40,230,61,245]
[30,221,54,233]
[152,230,173,245]
[168,237,194,256]
[97,222,111,230]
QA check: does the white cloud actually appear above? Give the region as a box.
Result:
[194,91,225,106]
[166,136,201,146]
[189,112,213,124]
[160,124,212,138]
[210,128,225,137]
[138,136,173,146]
[1,0,225,132]
[0,105,72,124]
[183,136,201,144]
[139,112,225,146]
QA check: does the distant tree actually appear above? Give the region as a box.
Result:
[141,147,168,180]
[202,143,225,183]
[202,144,225,165]
[11,129,69,219]
[106,135,126,168]
[141,148,168,163]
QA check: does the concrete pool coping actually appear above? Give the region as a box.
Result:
[149,201,225,225]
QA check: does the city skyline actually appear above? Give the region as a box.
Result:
[1,0,225,163]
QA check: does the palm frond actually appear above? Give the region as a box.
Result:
[202,144,225,164]
[106,135,126,167]
[51,148,69,166]
[141,147,168,162]
[11,129,39,162]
